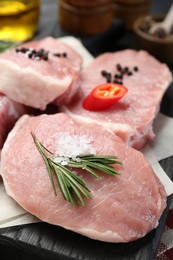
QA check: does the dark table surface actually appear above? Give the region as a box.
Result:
[0,0,173,259]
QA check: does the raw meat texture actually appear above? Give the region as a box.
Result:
[1,113,166,243]
[0,94,25,150]
[61,50,172,149]
[0,37,82,110]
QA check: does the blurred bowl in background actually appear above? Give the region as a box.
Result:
[113,0,150,29]
[114,0,146,4]
[133,15,173,64]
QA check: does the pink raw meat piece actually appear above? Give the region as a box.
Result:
[0,94,25,150]
[1,113,166,243]
[61,50,172,149]
[0,37,82,110]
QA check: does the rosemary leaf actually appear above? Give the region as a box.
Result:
[39,140,54,155]
[52,164,70,202]
[85,161,119,176]
[67,161,101,179]
[51,159,89,190]
[68,181,87,207]
[0,41,19,53]
[50,159,92,206]
[77,154,122,165]
[31,132,57,196]
[80,165,101,179]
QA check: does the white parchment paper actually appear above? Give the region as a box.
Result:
[0,37,173,229]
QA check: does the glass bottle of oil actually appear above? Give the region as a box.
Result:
[0,0,40,42]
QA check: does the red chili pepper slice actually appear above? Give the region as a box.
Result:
[82,83,128,111]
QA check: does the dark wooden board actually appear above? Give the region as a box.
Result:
[0,0,173,259]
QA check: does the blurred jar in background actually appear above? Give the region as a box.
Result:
[59,0,113,35]
[113,0,150,29]
[0,0,40,42]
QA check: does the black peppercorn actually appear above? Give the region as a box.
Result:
[62,52,67,57]
[101,70,108,77]
[116,64,122,71]
[133,66,139,72]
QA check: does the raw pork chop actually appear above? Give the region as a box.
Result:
[0,37,82,110]
[0,94,25,150]
[1,113,166,242]
[61,50,172,149]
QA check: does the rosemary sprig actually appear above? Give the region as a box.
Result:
[0,41,19,53]
[31,132,122,207]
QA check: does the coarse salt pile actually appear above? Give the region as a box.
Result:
[54,133,96,165]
